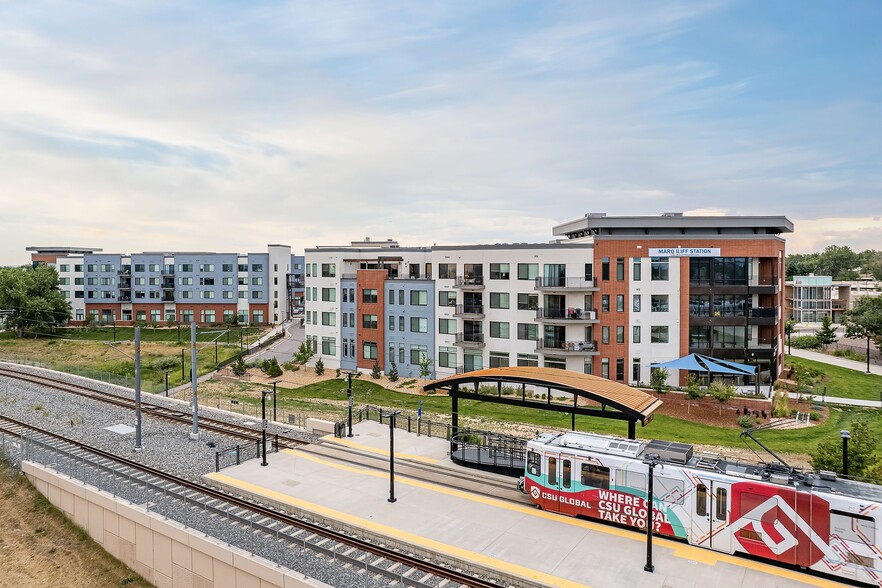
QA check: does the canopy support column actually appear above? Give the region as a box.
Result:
[628,419,636,440]
[451,385,459,455]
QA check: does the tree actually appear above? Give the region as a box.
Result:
[649,367,669,395]
[0,265,71,337]
[815,314,838,348]
[314,356,325,376]
[223,313,239,327]
[708,381,735,415]
[812,419,876,476]
[371,359,381,379]
[231,355,247,376]
[261,357,282,377]
[387,357,399,382]
[685,374,704,400]
[419,354,433,380]
[843,297,882,371]
[294,341,315,365]
[815,245,860,281]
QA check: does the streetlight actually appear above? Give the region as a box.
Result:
[261,389,273,467]
[382,409,401,503]
[343,372,355,437]
[269,380,281,422]
[642,453,661,573]
[841,430,851,477]
[164,370,171,397]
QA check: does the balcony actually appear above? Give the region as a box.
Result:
[118,268,131,276]
[454,276,485,289]
[536,338,599,355]
[118,294,132,302]
[162,293,175,302]
[749,274,779,295]
[454,304,485,318]
[534,307,598,323]
[161,280,175,290]
[748,336,778,359]
[832,298,847,311]
[454,332,485,348]
[748,307,779,326]
[534,277,598,291]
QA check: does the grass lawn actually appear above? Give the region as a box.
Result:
[785,355,882,402]
[52,325,265,345]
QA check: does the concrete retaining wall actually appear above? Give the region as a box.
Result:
[22,461,331,588]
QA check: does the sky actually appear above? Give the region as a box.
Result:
[1,1,880,265]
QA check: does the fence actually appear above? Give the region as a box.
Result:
[0,356,168,394]
[354,404,453,440]
[215,437,279,472]
[449,429,526,472]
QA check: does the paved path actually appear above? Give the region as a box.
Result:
[788,348,882,376]
[246,321,305,364]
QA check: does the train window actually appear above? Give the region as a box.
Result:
[548,457,557,485]
[562,460,572,489]
[527,451,541,477]
[831,510,876,545]
[715,487,727,521]
[654,476,684,504]
[695,484,707,517]
[623,470,646,493]
[581,464,610,489]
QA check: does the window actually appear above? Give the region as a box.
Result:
[517,353,539,367]
[149,277,159,286]
[322,337,336,356]
[321,312,336,326]
[651,257,669,281]
[544,356,566,370]
[180,277,193,285]
[517,323,538,340]
[252,310,264,324]
[633,294,641,312]
[61,290,70,299]
[633,258,642,281]
[251,291,263,299]
[201,291,215,299]
[711,326,747,348]
[601,358,609,379]
[713,258,748,285]
[399,344,405,364]
[616,326,625,344]
[200,263,215,272]
[251,277,263,285]
[490,263,510,279]
[616,258,625,281]
[410,317,428,333]
[388,289,394,304]
[633,326,641,347]
[601,295,609,312]
[151,310,161,322]
[75,278,84,285]
[239,291,247,299]
[100,263,114,272]
[584,263,593,281]
[222,277,233,286]
[517,263,538,280]
[689,295,710,317]
[601,257,609,280]
[689,325,711,348]
[100,277,114,286]
[438,319,456,334]
[410,290,428,306]
[583,359,593,374]
[601,326,610,344]
[75,264,84,272]
[517,293,538,310]
[388,315,395,330]
[321,264,336,278]
[438,346,457,368]
[200,310,216,323]
[490,321,509,338]
[831,510,876,545]
[59,277,70,285]
[616,358,624,381]
[252,263,263,272]
[239,263,249,272]
[632,358,641,382]
[581,465,609,489]
[438,263,456,279]
[87,277,97,285]
[439,291,456,307]
[59,264,70,272]
[342,313,349,328]
[179,263,193,272]
[651,326,669,343]
[134,290,145,299]
[87,264,97,272]
[322,288,336,302]
[363,342,378,359]
[398,316,404,331]
[616,294,624,312]
[410,345,428,365]
[362,314,378,329]
[716,487,727,521]
[222,263,234,272]
[399,289,404,305]
[180,290,192,299]
[696,484,708,517]
[527,451,541,477]
[180,310,194,323]
[489,351,509,368]
[651,295,669,312]
[562,459,572,489]
[548,457,556,485]
[713,295,748,317]
[490,292,510,309]
[238,276,248,285]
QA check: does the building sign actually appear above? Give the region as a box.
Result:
[648,247,720,257]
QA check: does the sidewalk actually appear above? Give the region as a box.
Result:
[788,347,882,376]
[786,391,881,408]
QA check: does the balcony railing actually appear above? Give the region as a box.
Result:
[752,274,778,286]
[454,276,484,288]
[749,336,778,349]
[454,304,484,317]
[536,339,598,354]
[749,307,778,318]
[162,293,175,302]
[536,308,597,321]
[534,277,598,290]
[454,332,485,347]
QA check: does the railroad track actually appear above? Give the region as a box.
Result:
[0,366,308,450]
[0,415,506,588]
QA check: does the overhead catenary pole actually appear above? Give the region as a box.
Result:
[134,327,143,451]
[190,322,199,439]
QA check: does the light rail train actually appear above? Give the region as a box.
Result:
[522,430,882,585]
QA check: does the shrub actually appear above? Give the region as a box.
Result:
[685,374,704,400]
[771,390,790,418]
[314,356,325,376]
[737,414,757,428]
[371,360,381,379]
[151,356,179,371]
[261,357,283,378]
[790,335,821,350]
[708,380,735,414]
[812,418,875,475]
[335,368,341,378]
[650,367,669,395]
[231,355,247,376]
[387,358,399,382]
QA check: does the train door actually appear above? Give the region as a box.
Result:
[692,480,731,552]
[557,455,579,516]
[545,452,561,512]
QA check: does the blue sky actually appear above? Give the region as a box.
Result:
[1,0,880,263]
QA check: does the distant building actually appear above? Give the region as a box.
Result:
[785,274,835,323]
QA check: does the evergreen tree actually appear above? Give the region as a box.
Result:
[314,356,325,376]
[371,359,381,379]
[815,314,838,348]
[231,355,247,376]
[387,357,399,382]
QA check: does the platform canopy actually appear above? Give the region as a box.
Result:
[650,353,756,376]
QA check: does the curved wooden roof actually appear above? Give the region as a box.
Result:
[424,366,662,422]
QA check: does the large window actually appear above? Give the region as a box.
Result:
[490,292,510,309]
[321,288,336,302]
[321,264,336,278]
[489,351,509,368]
[438,264,456,279]
[438,346,457,368]
[651,295,669,312]
[581,464,610,489]
[517,293,538,310]
[490,263,510,280]
[689,295,711,317]
[410,345,428,365]
[363,342,378,360]
[651,326,669,343]
[713,295,748,317]
[410,317,428,333]
[651,257,669,281]
[362,314,378,329]
[517,353,539,367]
[321,337,336,356]
[714,258,748,285]
[439,291,456,307]
[321,312,336,326]
[438,318,456,334]
[362,289,378,303]
[517,263,539,280]
[689,326,711,348]
[712,326,747,348]
[517,323,538,340]
[490,321,510,338]
[410,290,428,306]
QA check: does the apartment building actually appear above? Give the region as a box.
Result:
[27,245,295,326]
[304,213,792,386]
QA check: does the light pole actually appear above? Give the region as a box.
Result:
[269,380,280,422]
[164,370,171,397]
[841,430,850,477]
[261,389,273,467]
[189,322,199,440]
[133,327,143,451]
[382,409,401,503]
[345,372,354,437]
[642,453,661,573]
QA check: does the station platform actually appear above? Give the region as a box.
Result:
[206,421,846,588]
